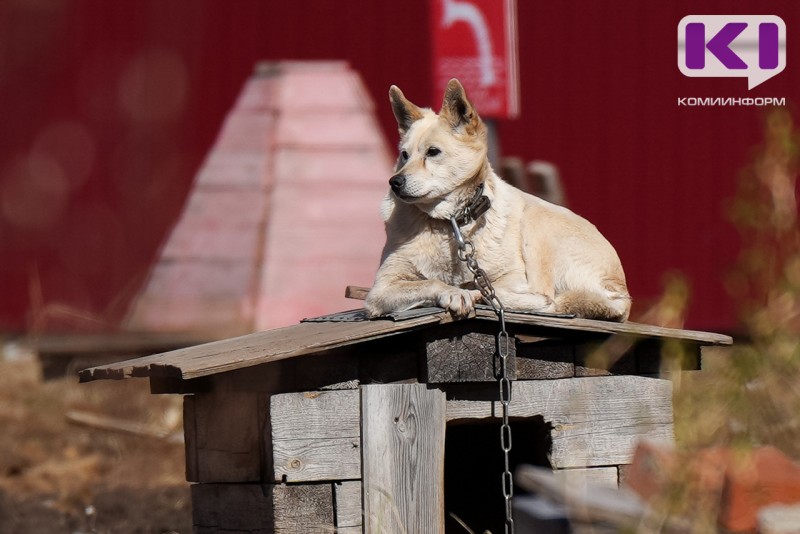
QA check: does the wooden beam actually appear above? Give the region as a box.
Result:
[424,322,516,383]
[446,376,674,468]
[362,383,446,533]
[345,285,369,300]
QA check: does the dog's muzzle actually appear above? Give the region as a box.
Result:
[389,174,406,194]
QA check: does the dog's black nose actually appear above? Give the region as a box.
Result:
[389,174,405,191]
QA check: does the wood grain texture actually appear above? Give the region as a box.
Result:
[446,376,674,468]
[80,313,442,381]
[273,483,335,534]
[488,309,732,345]
[335,480,363,528]
[425,325,516,383]
[273,437,361,482]
[271,390,361,482]
[362,383,446,533]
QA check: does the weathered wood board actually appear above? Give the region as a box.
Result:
[335,480,363,529]
[446,376,674,468]
[184,389,263,483]
[80,314,443,381]
[425,324,517,382]
[273,483,335,534]
[271,390,361,482]
[362,383,446,533]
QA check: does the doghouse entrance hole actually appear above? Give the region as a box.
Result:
[444,417,552,533]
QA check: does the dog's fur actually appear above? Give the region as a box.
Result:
[365,79,631,321]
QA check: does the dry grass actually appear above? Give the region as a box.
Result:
[0,348,191,534]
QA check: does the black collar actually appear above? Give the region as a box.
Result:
[453,182,491,226]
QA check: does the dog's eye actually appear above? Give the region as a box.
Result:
[426,147,441,157]
[400,150,409,162]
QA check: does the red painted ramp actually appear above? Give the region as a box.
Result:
[125,61,390,335]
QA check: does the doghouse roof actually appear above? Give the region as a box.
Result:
[79,307,731,383]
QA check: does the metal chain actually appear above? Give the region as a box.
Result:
[450,215,514,534]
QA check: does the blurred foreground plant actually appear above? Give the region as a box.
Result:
[663,108,800,529]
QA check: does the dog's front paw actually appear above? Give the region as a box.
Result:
[437,288,481,318]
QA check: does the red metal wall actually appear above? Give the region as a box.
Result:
[1,0,797,332]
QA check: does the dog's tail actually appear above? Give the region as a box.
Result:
[554,287,631,322]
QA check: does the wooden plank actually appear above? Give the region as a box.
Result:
[273,483,335,534]
[271,390,360,438]
[80,310,731,383]
[553,467,619,488]
[187,387,263,483]
[345,285,369,300]
[335,480,363,528]
[446,376,674,468]
[362,383,446,533]
[479,309,732,345]
[191,483,274,531]
[79,313,443,382]
[425,323,516,383]
[273,437,361,482]
[271,390,361,482]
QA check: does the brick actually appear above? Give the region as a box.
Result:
[719,446,800,532]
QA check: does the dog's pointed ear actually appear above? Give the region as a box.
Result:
[389,85,424,135]
[440,79,481,133]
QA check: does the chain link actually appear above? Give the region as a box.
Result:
[450,216,515,534]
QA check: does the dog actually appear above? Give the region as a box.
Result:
[365,79,631,322]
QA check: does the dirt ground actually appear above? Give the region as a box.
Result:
[0,345,192,533]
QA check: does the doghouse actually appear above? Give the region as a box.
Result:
[79,301,731,533]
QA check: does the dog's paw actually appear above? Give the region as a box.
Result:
[437,288,481,318]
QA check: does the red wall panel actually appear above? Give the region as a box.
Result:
[0,0,797,332]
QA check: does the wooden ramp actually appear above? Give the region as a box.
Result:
[125,61,391,337]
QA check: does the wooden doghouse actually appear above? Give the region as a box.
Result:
[80,305,731,533]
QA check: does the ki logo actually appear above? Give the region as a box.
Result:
[678,15,786,90]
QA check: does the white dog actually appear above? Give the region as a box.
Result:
[365,79,631,322]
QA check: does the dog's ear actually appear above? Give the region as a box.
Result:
[389,85,424,135]
[440,79,481,133]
